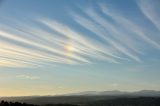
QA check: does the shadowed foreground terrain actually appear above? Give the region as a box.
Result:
[0,101,77,106]
[0,101,37,106]
[1,97,160,106]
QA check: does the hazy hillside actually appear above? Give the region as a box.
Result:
[0,90,160,105]
[1,97,160,106]
[66,90,160,96]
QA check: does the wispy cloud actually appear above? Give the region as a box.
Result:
[100,3,160,49]
[16,75,40,80]
[0,17,119,68]
[0,1,159,68]
[70,2,160,62]
[83,8,143,54]
[38,18,122,63]
[137,0,160,31]
[70,8,141,62]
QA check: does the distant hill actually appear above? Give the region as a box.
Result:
[66,90,160,96]
[1,97,160,106]
[0,90,160,105]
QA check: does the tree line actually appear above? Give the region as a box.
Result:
[0,101,78,106]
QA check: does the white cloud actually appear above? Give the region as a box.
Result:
[137,0,160,31]
[71,9,141,62]
[16,75,40,80]
[100,3,160,49]
[111,83,119,87]
[0,1,159,68]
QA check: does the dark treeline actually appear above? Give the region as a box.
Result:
[0,101,78,106]
[0,100,37,106]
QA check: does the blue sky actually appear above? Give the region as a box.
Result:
[0,0,160,96]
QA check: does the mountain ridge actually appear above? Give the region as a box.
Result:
[64,90,160,96]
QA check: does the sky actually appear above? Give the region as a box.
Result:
[0,0,160,96]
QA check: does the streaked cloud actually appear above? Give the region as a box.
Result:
[0,1,159,68]
[100,3,160,49]
[137,0,160,31]
[16,75,40,80]
[70,2,160,62]
[70,8,141,62]
[39,18,122,63]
